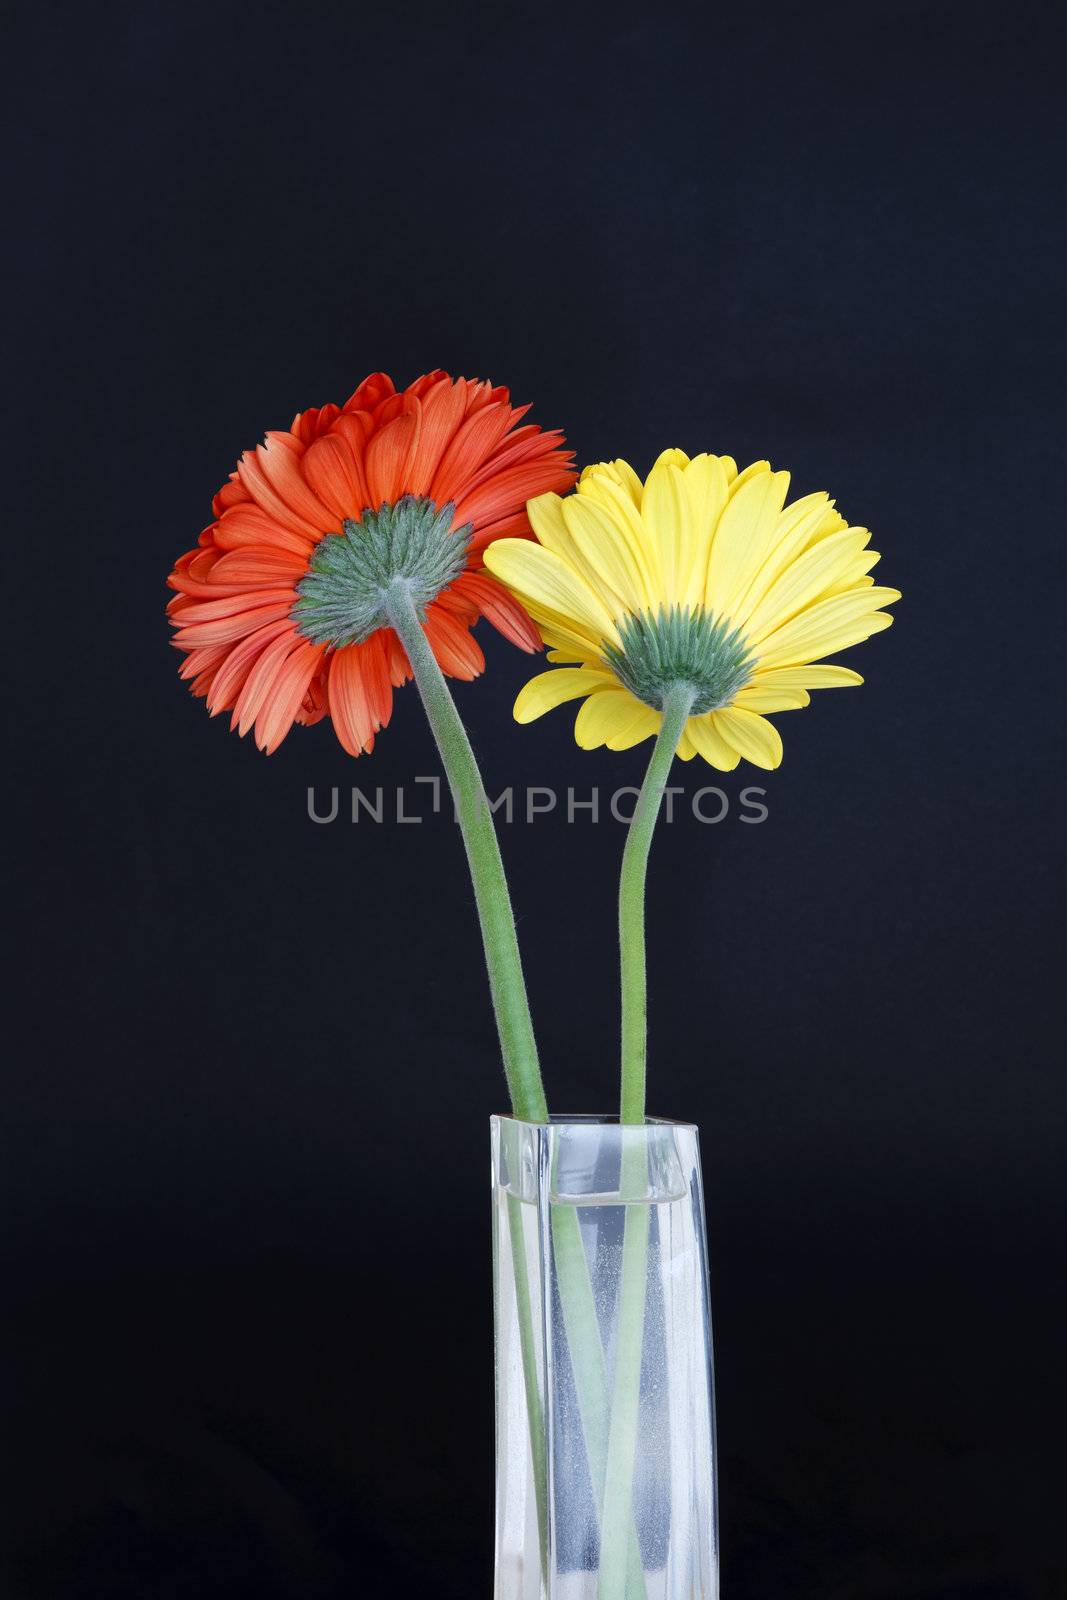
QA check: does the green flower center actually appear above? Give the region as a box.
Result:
[604,605,754,714]
[292,496,471,649]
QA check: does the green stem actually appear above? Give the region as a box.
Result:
[618,682,695,1125]
[383,580,547,1123]
[552,1204,647,1597]
[600,684,693,1598]
[507,1190,548,1574]
[598,1147,651,1600]
[384,581,550,1574]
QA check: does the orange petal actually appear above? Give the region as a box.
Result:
[452,571,542,651]
[233,631,302,738]
[466,514,538,554]
[167,587,296,627]
[205,619,296,715]
[342,372,396,413]
[422,603,485,680]
[213,502,314,558]
[255,640,325,754]
[290,402,340,445]
[208,548,309,585]
[403,369,449,401]
[236,436,333,538]
[177,643,230,683]
[405,379,467,496]
[212,476,251,516]
[172,601,294,649]
[460,425,567,493]
[430,404,513,506]
[302,432,366,523]
[296,669,329,726]
[380,627,413,687]
[453,457,579,531]
[365,411,420,508]
[363,630,395,729]
[460,378,499,418]
[167,548,252,600]
[328,641,384,755]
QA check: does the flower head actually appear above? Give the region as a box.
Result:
[484,452,900,770]
[167,371,576,754]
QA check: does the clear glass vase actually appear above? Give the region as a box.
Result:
[492,1116,718,1600]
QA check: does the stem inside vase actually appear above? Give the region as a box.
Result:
[495,1118,717,1598]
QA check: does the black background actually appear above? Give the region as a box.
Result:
[6,3,1065,1596]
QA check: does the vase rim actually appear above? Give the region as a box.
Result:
[492,1112,699,1132]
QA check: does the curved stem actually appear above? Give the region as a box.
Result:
[387,582,551,1575]
[602,684,694,1596]
[618,682,695,1124]
[383,580,547,1122]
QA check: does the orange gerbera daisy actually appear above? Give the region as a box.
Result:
[167,370,576,754]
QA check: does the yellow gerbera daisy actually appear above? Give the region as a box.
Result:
[483,451,900,770]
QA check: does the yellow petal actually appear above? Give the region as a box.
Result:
[539,626,612,666]
[729,493,838,625]
[642,459,697,603]
[576,472,661,599]
[685,714,741,770]
[606,702,661,751]
[513,668,617,723]
[749,665,863,690]
[745,528,873,644]
[713,707,784,769]
[816,549,880,599]
[530,605,615,660]
[755,588,900,670]
[802,503,850,550]
[706,469,790,619]
[733,685,810,712]
[650,447,691,472]
[529,491,644,619]
[574,688,648,749]
[683,454,731,556]
[562,494,649,615]
[729,459,771,495]
[579,458,643,508]
[483,539,620,647]
[524,495,617,617]
[526,492,574,559]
